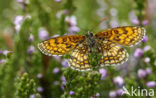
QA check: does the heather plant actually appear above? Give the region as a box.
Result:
[0,0,156,98]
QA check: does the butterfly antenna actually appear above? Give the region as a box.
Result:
[78,26,90,34]
[78,17,108,34]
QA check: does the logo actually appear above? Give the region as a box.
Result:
[122,86,155,96]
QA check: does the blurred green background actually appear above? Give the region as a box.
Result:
[0,0,156,98]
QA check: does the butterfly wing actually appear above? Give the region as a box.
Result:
[68,42,91,71]
[95,26,145,47]
[97,40,128,66]
[38,35,85,56]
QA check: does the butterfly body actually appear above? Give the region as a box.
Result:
[86,31,95,45]
[38,26,145,71]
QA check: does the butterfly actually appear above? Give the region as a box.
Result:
[38,26,145,71]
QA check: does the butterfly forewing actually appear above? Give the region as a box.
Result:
[95,26,145,47]
[38,35,85,56]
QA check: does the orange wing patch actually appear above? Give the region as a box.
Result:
[38,35,85,56]
[97,41,128,66]
[95,26,145,47]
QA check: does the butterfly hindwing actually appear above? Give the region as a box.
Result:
[69,42,91,71]
[97,40,128,66]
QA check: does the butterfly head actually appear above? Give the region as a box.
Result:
[86,31,95,47]
[86,31,93,38]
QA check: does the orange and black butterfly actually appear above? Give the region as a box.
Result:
[38,26,145,71]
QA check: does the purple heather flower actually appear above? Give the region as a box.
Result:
[62,59,68,68]
[15,23,21,32]
[138,69,146,78]
[37,73,43,79]
[51,34,59,38]
[144,57,150,64]
[0,59,6,64]
[68,26,80,34]
[65,16,80,34]
[145,68,152,75]
[53,56,61,62]
[53,81,59,85]
[16,0,23,3]
[69,91,75,95]
[30,94,35,98]
[14,15,24,32]
[14,16,23,25]
[70,16,77,26]
[99,68,107,80]
[65,17,71,23]
[37,86,44,92]
[142,20,149,26]
[27,45,35,54]
[53,67,60,74]
[109,90,117,98]
[61,85,64,91]
[96,93,100,96]
[142,36,148,43]
[65,16,77,26]
[129,11,139,25]
[143,46,151,52]
[134,48,143,58]
[3,50,11,56]
[38,28,49,40]
[61,76,66,85]
[16,0,29,4]
[116,89,123,96]
[55,0,61,2]
[132,19,139,25]
[146,81,156,88]
[0,50,3,55]
[113,76,124,86]
[28,34,34,42]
